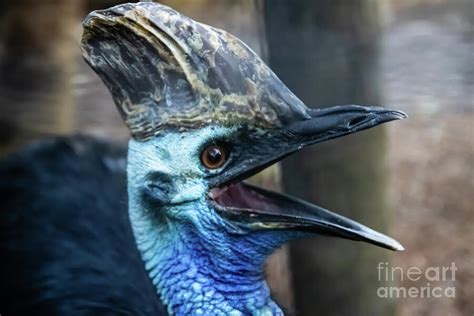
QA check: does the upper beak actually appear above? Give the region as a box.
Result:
[210,104,407,188]
[287,104,407,143]
[210,104,407,251]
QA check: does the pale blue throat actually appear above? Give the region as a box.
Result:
[126,128,289,316]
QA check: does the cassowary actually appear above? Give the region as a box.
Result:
[0,2,406,315]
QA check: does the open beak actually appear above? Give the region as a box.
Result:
[209,104,406,251]
[81,2,405,251]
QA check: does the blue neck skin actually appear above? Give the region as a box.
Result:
[126,131,291,315]
[129,200,286,316]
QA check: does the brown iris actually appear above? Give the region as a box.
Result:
[201,144,228,169]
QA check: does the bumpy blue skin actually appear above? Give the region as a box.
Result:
[127,126,297,315]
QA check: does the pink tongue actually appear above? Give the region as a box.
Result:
[213,183,273,211]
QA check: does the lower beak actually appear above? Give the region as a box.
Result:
[213,182,404,251]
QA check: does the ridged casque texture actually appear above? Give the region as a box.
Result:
[81,2,310,140]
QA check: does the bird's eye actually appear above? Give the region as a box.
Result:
[201,144,228,169]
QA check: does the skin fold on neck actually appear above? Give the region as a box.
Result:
[128,200,283,316]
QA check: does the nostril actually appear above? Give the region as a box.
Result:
[348,115,368,127]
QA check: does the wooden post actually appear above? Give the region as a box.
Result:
[0,0,83,156]
[265,1,397,315]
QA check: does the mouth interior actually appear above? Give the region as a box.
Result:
[210,182,275,213]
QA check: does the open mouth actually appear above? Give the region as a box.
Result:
[209,182,296,228]
[204,105,407,251]
[209,179,404,251]
[210,182,279,215]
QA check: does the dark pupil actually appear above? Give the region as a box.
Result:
[207,147,223,164]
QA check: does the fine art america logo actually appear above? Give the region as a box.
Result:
[377,262,457,299]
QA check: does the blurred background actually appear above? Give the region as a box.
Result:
[0,0,472,315]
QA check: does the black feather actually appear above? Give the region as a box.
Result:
[0,136,167,315]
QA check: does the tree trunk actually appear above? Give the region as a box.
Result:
[0,0,83,156]
[264,1,397,315]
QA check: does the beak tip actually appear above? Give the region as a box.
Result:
[360,226,405,252]
[387,109,408,121]
[382,236,404,251]
[392,241,405,251]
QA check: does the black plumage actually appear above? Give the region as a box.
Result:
[0,136,166,315]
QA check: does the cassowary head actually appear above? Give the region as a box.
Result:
[82,2,404,314]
